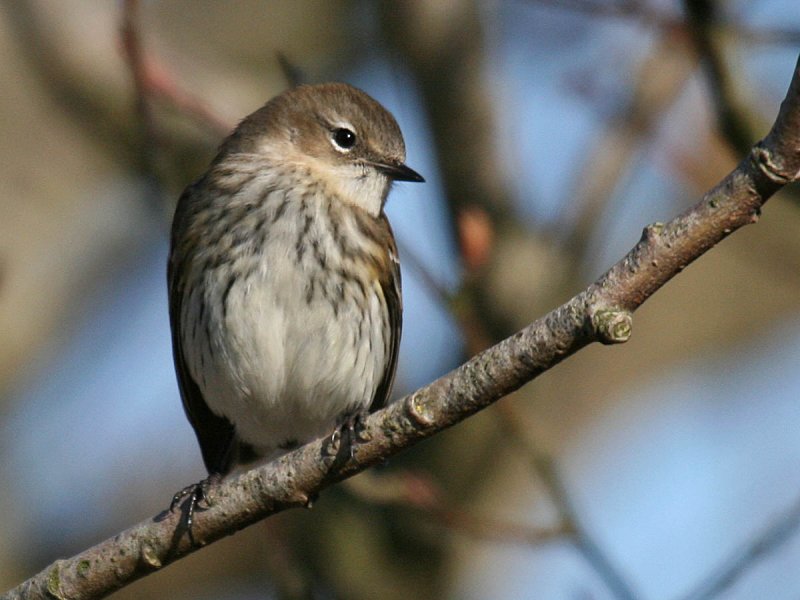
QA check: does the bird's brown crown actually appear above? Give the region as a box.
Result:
[220,83,408,170]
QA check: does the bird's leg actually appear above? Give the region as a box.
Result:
[337,408,371,458]
[170,472,222,539]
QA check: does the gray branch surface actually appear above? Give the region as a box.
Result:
[5,55,800,600]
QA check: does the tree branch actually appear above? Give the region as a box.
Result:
[4,54,800,600]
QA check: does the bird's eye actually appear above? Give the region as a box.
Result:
[332,128,357,151]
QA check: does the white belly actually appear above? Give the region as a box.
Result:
[180,195,388,456]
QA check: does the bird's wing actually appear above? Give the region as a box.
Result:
[371,214,402,412]
[168,191,237,476]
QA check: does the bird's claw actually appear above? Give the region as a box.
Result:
[328,409,370,459]
[170,473,221,537]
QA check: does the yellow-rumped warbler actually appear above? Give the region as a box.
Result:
[168,83,423,524]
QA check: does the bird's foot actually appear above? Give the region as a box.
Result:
[170,473,222,541]
[331,408,370,458]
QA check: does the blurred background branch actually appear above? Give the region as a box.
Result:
[499,403,639,600]
[680,493,800,600]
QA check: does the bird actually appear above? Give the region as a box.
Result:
[167,82,424,527]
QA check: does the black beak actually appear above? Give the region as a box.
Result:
[371,161,425,183]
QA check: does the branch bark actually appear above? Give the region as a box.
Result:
[4,55,800,600]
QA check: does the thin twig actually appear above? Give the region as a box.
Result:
[119,0,163,208]
[682,0,800,212]
[683,0,756,155]
[396,238,456,308]
[498,405,639,600]
[677,494,800,600]
[346,471,566,546]
[144,64,233,137]
[120,0,231,138]
[120,0,154,143]
[528,0,800,46]
[276,52,307,88]
[397,237,496,355]
[562,31,697,267]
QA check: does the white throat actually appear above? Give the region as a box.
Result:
[312,160,390,217]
